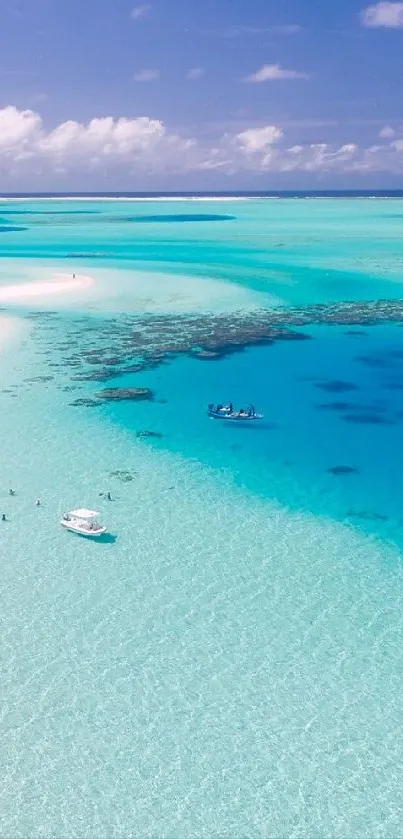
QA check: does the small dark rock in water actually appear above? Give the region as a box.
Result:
[95,387,154,402]
[109,470,136,482]
[327,466,359,476]
[136,430,163,439]
[70,398,100,408]
[342,413,392,425]
[316,380,360,393]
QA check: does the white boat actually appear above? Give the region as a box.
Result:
[61,508,107,538]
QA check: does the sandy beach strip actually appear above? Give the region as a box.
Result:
[0,273,94,303]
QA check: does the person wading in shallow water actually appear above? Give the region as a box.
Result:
[2,513,6,521]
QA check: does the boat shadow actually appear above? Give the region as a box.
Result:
[69,531,118,544]
[99,532,118,544]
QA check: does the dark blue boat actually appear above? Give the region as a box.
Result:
[207,403,263,421]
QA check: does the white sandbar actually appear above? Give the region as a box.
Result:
[0,274,94,303]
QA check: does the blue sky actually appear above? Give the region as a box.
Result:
[1,0,403,189]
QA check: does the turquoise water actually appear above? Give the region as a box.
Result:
[2,199,403,837]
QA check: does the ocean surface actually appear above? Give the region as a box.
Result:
[1,195,403,837]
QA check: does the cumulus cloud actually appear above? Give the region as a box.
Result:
[0,106,41,154]
[379,125,396,138]
[236,126,283,152]
[131,5,151,20]
[361,1,403,27]
[2,106,403,179]
[245,63,310,82]
[132,69,160,82]
[38,116,166,160]
[187,67,205,80]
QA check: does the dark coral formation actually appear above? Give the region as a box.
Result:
[342,413,393,425]
[95,387,154,402]
[347,509,388,522]
[327,466,359,475]
[121,213,236,223]
[24,296,403,397]
[24,376,54,383]
[70,398,101,407]
[315,380,360,393]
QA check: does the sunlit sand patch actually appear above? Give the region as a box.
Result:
[0,313,26,353]
[0,273,94,303]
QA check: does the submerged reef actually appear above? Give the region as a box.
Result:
[95,387,154,402]
[327,466,359,476]
[26,296,403,390]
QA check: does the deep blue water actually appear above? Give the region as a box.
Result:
[93,323,403,549]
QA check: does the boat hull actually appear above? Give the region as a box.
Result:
[61,521,107,538]
[207,411,263,421]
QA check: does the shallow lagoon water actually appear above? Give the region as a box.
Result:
[2,198,403,837]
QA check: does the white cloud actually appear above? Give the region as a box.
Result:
[236,126,283,152]
[132,69,160,82]
[187,67,205,80]
[130,5,151,21]
[0,106,41,153]
[245,63,310,82]
[379,125,396,138]
[361,2,403,27]
[3,106,403,179]
[38,116,166,160]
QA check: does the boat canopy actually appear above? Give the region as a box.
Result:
[68,508,100,519]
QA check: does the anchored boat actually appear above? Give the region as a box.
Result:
[207,403,263,422]
[61,508,107,538]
